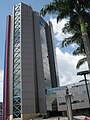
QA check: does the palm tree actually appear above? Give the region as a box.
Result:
[40,0,90,70]
[61,21,87,69]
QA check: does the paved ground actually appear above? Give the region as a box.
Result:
[43,117,68,120]
[34,117,67,120]
[34,116,90,120]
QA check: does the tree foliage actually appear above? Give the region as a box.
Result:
[40,0,90,68]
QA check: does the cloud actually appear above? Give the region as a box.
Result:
[50,17,71,42]
[50,17,89,86]
[50,17,78,50]
[0,70,3,102]
[56,47,89,86]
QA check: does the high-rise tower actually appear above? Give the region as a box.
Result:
[3,3,59,120]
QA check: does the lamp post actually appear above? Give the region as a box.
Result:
[77,70,90,109]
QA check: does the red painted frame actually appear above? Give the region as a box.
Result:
[4,15,11,120]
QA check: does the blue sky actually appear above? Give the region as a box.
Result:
[0,0,89,101]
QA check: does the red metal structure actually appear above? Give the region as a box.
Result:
[3,15,11,120]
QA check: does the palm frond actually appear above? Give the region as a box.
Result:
[61,32,83,48]
[76,57,87,69]
[62,17,81,33]
[40,0,74,20]
[73,46,85,56]
[40,0,62,16]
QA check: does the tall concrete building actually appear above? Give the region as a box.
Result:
[3,2,59,120]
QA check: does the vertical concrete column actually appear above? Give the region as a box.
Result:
[65,88,73,120]
[65,94,73,120]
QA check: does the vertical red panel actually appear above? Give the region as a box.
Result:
[4,15,11,120]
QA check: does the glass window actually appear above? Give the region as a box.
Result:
[40,18,51,89]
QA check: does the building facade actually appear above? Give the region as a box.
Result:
[46,82,90,117]
[3,3,59,120]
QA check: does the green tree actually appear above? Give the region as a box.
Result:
[61,21,86,69]
[40,0,90,69]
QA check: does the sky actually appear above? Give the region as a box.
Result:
[0,0,89,102]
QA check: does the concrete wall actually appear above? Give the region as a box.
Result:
[46,82,90,117]
[21,3,36,114]
[56,83,90,111]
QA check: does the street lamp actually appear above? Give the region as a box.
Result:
[77,70,90,108]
